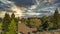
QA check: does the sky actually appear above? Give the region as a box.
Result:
[11,0,60,12]
[0,0,60,17]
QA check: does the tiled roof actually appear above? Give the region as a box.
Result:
[18,23,37,34]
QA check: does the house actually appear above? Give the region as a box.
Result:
[18,21,37,34]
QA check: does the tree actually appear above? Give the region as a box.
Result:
[11,13,18,25]
[41,16,54,31]
[58,15,60,28]
[28,18,42,28]
[11,13,15,19]
[7,19,17,34]
[11,13,19,22]
[11,13,18,32]
[53,8,59,29]
[54,9,60,28]
[2,13,11,34]
[42,20,49,31]
[21,18,28,25]
[0,22,2,34]
[0,22,2,29]
[47,17,55,30]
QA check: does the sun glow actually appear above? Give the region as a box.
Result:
[11,5,24,17]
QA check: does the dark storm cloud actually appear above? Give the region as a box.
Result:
[12,0,36,6]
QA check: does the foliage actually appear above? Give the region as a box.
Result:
[21,18,28,25]
[0,22,2,29]
[28,18,42,28]
[11,13,18,23]
[11,13,15,19]
[7,19,17,34]
[2,13,11,34]
[58,16,60,28]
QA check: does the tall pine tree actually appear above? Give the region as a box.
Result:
[54,8,58,29]
[2,13,11,34]
[11,13,15,19]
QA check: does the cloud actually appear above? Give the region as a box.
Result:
[43,0,56,3]
[0,0,60,17]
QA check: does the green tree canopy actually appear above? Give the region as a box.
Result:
[7,19,17,34]
[28,18,42,28]
[2,13,11,34]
